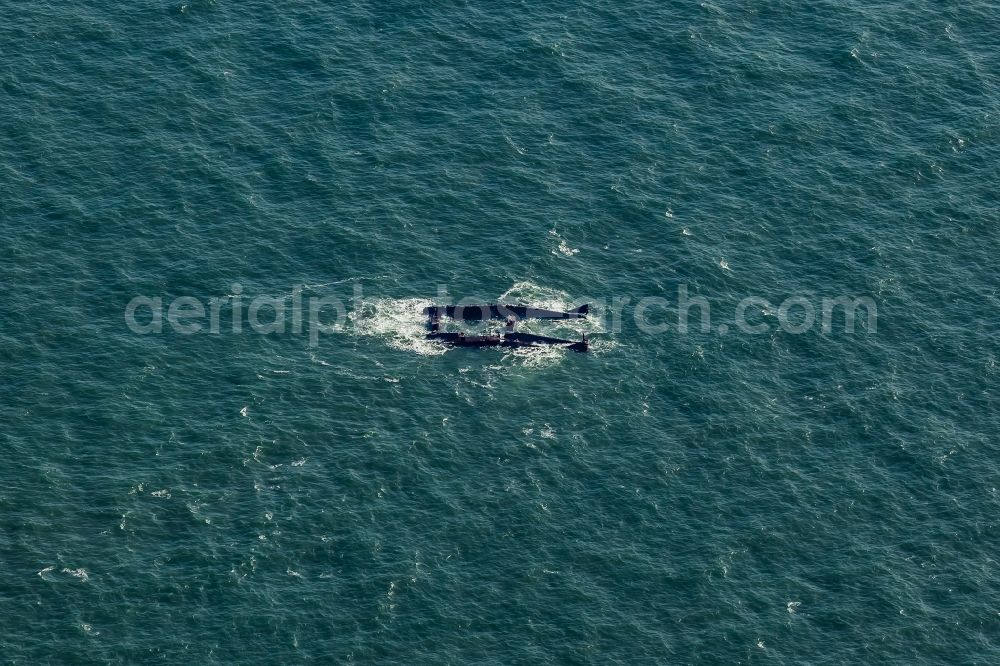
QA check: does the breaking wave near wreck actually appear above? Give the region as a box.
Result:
[347,283,610,362]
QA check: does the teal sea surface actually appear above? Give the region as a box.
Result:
[2,1,999,662]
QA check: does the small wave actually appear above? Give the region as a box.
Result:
[303,275,389,289]
[553,239,580,257]
[62,568,90,582]
[38,566,90,583]
[503,134,526,155]
[547,229,580,257]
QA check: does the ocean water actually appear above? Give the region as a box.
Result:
[2,0,999,662]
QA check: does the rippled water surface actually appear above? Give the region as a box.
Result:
[2,1,999,662]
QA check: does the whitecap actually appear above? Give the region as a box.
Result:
[547,230,580,257]
[503,344,566,368]
[552,239,580,257]
[62,568,90,582]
